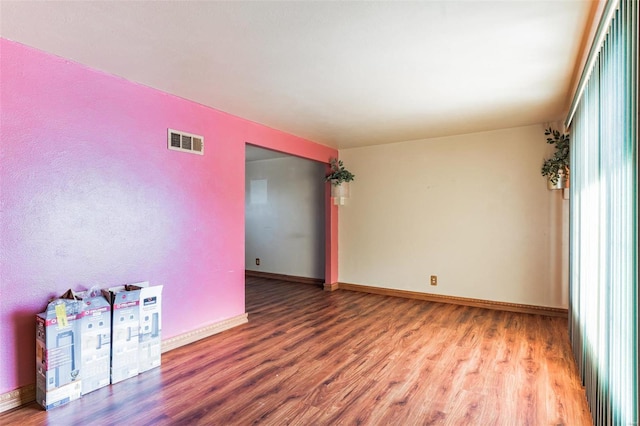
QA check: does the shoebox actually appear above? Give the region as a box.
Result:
[62,288,111,395]
[102,282,145,384]
[138,285,163,373]
[35,298,83,410]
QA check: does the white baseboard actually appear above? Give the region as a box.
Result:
[0,313,248,414]
[0,384,35,413]
[162,313,248,353]
[338,282,568,317]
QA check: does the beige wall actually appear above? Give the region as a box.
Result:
[338,124,569,308]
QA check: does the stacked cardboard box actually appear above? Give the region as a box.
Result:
[103,285,142,384]
[36,282,163,410]
[138,285,163,373]
[35,299,83,410]
[102,282,164,383]
[71,289,111,395]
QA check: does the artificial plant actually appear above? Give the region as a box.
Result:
[541,127,570,185]
[325,158,355,186]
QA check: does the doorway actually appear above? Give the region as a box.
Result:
[245,144,325,281]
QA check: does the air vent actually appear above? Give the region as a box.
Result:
[167,129,204,155]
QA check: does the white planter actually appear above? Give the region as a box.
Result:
[331,182,350,205]
[547,174,569,190]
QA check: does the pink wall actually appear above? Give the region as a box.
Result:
[0,39,337,395]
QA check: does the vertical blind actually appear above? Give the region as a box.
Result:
[568,0,638,425]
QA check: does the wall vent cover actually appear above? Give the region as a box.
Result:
[168,129,204,155]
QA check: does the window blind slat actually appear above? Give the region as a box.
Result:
[569,1,638,424]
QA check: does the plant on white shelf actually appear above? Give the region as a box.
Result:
[325,158,355,204]
[325,157,355,186]
[541,127,570,190]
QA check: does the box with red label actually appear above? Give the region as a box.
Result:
[102,283,144,384]
[63,289,111,395]
[138,285,163,373]
[35,298,83,410]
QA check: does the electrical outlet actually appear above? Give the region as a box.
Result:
[430,275,437,286]
[256,258,260,266]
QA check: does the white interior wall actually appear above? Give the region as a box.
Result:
[245,155,325,279]
[338,124,569,308]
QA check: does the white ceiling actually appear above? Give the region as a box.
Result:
[0,1,594,149]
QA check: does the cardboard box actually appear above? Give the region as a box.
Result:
[65,289,111,395]
[102,284,144,384]
[35,299,83,410]
[138,285,163,373]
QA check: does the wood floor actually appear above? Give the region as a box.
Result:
[1,277,592,425]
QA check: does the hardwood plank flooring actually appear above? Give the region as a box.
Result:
[0,277,592,425]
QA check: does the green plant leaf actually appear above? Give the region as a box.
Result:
[541,128,570,182]
[325,157,355,184]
